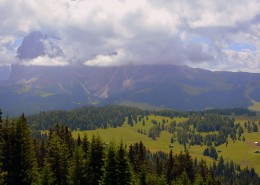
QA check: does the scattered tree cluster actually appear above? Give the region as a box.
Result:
[169,114,248,148]
[203,146,218,160]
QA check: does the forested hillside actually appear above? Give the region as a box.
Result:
[27,105,145,130]
[0,111,259,185]
[27,106,255,130]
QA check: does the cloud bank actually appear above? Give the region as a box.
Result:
[0,0,259,72]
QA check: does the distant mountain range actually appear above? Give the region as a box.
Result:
[0,64,260,115]
[0,31,260,115]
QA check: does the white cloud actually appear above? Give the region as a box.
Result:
[84,49,132,66]
[0,0,259,71]
[22,56,69,66]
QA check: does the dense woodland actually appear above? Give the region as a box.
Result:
[27,105,145,130]
[0,108,260,185]
[27,106,255,131]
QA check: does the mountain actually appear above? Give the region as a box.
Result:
[16,31,64,60]
[0,65,11,81]
[0,64,260,115]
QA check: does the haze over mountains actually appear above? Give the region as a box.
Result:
[0,31,260,115]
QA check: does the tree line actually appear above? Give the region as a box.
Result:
[27,105,145,130]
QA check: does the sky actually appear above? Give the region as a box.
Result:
[0,0,259,72]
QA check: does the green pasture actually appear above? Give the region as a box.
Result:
[73,115,260,173]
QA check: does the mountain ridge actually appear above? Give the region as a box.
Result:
[0,64,260,115]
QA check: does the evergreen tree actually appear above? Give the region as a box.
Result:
[41,161,55,185]
[0,109,2,123]
[82,133,89,160]
[156,154,163,176]
[166,150,175,183]
[175,171,192,185]
[139,165,147,185]
[0,117,13,184]
[193,174,204,185]
[0,109,7,184]
[117,143,132,185]
[69,146,85,185]
[9,114,39,185]
[184,150,195,182]
[77,134,82,146]
[156,175,168,185]
[38,139,46,169]
[100,143,118,185]
[45,133,69,185]
[87,135,104,185]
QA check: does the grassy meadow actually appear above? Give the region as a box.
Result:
[73,114,260,173]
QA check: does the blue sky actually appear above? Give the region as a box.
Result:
[0,0,259,72]
[228,42,256,52]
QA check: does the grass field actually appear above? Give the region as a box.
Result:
[73,115,260,173]
[249,100,260,112]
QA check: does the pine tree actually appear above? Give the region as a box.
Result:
[41,161,55,185]
[9,114,39,185]
[193,174,204,185]
[69,146,85,185]
[184,150,195,182]
[100,143,118,185]
[0,117,13,184]
[45,133,69,185]
[0,110,7,184]
[82,133,89,160]
[77,133,82,146]
[175,171,192,185]
[87,135,104,185]
[0,109,2,123]
[38,138,46,169]
[156,175,168,185]
[156,154,163,176]
[139,165,147,185]
[166,150,175,183]
[117,143,132,185]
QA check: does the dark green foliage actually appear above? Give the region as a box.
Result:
[203,108,256,116]
[203,146,218,160]
[69,146,85,185]
[81,133,89,160]
[87,135,104,185]
[100,142,132,185]
[100,143,118,185]
[148,125,161,140]
[139,165,147,185]
[44,133,69,185]
[128,141,147,172]
[166,150,176,183]
[178,113,243,147]
[0,109,2,123]
[174,171,192,185]
[0,114,39,185]
[116,143,132,185]
[27,105,144,130]
[1,110,260,185]
[41,161,55,185]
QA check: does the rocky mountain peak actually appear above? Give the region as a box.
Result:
[16,31,64,60]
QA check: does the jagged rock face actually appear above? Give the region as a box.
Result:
[0,65,11,81]
[17,31,45,60]
[16,31,64,60]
